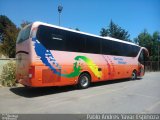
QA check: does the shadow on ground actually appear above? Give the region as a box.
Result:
[10,78,142,98]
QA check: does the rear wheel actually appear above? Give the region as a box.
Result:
[78,73,91,89]
[131,70,137,80]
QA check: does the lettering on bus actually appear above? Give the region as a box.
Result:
[113,57,127,64]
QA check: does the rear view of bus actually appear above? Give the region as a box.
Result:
[16,24,32,86]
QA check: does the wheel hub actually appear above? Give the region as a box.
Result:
[80,76,88,87]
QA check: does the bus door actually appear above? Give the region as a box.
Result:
[138,49,148,76]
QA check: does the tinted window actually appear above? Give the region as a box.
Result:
[102,38,140,57]
[17,24,32,43]
[132,46,140,57]
[102,39,122,56]
[102,39,112,55]
[66,31,85,52]
[128,45,140,57]
[36,25,65,51]
[36,25,140,56]
[85,36,101,54]
[122,44,130,56]
[112,41,122,56]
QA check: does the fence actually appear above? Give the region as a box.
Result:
[145,61,160,72]
[0,58,16,75]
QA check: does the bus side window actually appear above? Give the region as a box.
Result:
[102,39,112,55]
[65,31,85,53]
[36,25,65,51]
[85,36,101,54]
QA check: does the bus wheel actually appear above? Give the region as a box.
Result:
[78,73,91,89]
[131,70,137,80]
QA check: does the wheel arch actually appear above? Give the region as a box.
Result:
[133,69,137,74]
[76,71,92,89]
[131,69,137,80]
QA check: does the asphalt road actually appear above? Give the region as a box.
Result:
[0,72,160,113]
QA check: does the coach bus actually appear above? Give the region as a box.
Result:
[16,21,149,88]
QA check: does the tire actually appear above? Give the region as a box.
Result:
[78,73,91,89]
[131,71,137,80]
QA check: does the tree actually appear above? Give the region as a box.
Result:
[20,20,31,28]
[100,28,108,36]
[134,29,160,61]
[0,15,15,42]
[0,15,19,58]
[75,28,80,31]
[100,20,130,41]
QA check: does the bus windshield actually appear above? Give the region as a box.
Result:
[16,24,32,44]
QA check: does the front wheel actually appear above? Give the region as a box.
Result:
[131,71,137,80]
[78,73,91,89]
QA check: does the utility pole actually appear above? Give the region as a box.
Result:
[58,4,63,26]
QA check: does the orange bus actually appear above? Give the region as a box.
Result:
[16,22,149,88]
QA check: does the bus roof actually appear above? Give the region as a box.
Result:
[32,21,140,47]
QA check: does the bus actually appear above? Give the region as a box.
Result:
[16,21,149,89]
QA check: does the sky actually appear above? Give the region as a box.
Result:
[0,0,160,40]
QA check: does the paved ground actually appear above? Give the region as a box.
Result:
[0,72,160,113]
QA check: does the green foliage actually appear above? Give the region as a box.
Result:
[0,15,19,58]
[134,30,160,61]
[0,61,16,87]
[20,21,31,28]
[75,28,80,31]
[100,20,130,41]
[100,28,108,36]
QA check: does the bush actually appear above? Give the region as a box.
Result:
[0,61,16,87]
